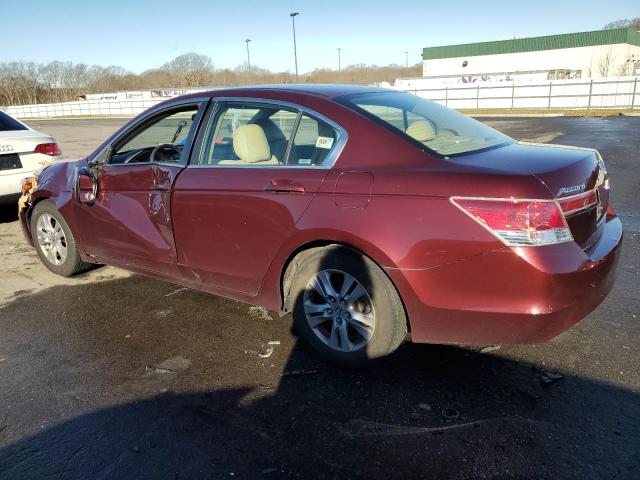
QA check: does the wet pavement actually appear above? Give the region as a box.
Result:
[0,117,638,479]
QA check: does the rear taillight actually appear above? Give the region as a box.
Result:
[451,197,573,247]
[34,142,61,156]
[557,190,597,215]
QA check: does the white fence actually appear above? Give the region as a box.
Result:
[4,98,166,119]
[2,77,639,119]
[394,76,640,110]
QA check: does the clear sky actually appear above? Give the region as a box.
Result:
[2,0,638,73]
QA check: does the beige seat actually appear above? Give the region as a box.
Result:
[218,124,279,165]
[406,120,437,142]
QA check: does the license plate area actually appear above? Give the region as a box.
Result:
[0,154,22,171]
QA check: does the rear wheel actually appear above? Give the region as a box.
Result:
[30,201,93,277]
[290,246,407,368]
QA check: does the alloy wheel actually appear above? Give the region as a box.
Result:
[303,269,375,352]
[36,213,68,266]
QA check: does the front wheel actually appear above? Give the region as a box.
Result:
[290,246,407,368]
[30,201,93,277]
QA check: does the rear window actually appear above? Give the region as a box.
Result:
[0,111,28,132]
[337,91,513,157]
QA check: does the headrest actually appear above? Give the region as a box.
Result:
[406,120,436,142]
[233,124,271,163]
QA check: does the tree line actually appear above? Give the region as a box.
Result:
[0,53,421,107]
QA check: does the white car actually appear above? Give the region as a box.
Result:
[0,111,63,204]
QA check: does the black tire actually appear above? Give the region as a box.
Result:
[290,246,407,368]
[30,200,93,277]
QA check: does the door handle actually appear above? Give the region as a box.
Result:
[265,179,305,193]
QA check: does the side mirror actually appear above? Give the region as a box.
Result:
[74,166,97,206]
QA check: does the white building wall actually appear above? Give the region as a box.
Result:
[422,43,640,80]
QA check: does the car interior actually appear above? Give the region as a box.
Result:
[108,104,339,168]
[203,106,338,167]
[110,110,198,165]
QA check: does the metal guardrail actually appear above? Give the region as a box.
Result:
[398,77,639,110]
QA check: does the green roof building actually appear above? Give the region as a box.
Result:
[420,28,640,81]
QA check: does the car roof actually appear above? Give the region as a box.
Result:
[198,84,394,100]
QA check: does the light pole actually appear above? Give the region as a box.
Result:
[290,12,299,80]
[337,47,342,74]
[404,51,408,68]
[245,39,252,69]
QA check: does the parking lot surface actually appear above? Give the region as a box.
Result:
[0,116,638,479]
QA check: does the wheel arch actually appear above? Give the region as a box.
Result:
[22,191,55,241]
[279,240,411,331]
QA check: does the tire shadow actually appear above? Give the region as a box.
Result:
[0,275,638,479]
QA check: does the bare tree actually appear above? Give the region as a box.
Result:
[597,48,616,77]
[603,18,640,30]
[0,53,423,107]
[161,53,215,87]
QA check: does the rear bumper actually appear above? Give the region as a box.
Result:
[397,214,623,345]
[0,168,37,197]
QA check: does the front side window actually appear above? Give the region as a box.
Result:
[337,91,513,157]
[110,106,200,164]
[198,102,340,167]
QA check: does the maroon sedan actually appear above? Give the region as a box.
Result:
[19,85,622,367]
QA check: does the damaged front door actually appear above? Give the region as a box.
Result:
[73,103,204,276]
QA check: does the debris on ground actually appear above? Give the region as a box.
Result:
[129,446,141,454]
[258,345,274,358]
[248,306,273,321]
[0,358,6,363]
[479,345,501,353]
[538,369,565,385]
[245,341,281,358]
[145,366,174,375]
[145,356,191,374]
[418,403,432,411]
[164,287,188,297]
[281,369,318,377]
[258,385,275,393]
[441,407,460,420]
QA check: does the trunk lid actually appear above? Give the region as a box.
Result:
[0,130,52,155]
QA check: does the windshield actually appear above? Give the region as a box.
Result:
[0,111,28,132]
[338,91,513,157]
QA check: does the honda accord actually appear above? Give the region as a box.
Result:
[18,85,622,367]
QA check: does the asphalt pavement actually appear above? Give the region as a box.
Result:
[0,116,638,479]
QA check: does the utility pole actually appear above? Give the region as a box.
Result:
[290,12,300,81]
[404,51,409,68]
[245,39,252,69]
[337,48,342,74]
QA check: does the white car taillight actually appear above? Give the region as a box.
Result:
[451,197,573,247]
[34,142,62,156]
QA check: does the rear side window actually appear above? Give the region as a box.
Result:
[201,105,297,166]
[288,114,338,166]
[0,111,28,132]
[198,102,340,168]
